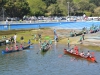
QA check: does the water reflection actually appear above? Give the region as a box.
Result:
[41,51,47,56]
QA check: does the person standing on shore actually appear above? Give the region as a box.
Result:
[54,34,58,45]
[67,38,70,48]
[79,35,83,44]
[14,34,17,43]
[54,29,56,35]
[82,33,85,40]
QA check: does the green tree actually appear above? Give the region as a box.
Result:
[4,0,30,18]
[94,7,100,16]
[27,0,46,16]
[42,0,57,7]
[56,0,73,16]
[89,0,100,6]
[78,1,90,12]
[69,2,80,16]
[0,0,7,9]
[89,3,96,13]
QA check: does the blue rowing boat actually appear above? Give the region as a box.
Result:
[2,45,30,54]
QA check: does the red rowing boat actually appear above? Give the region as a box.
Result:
[63,49,97,63]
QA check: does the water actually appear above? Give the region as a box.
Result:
[0,21,100,30]
[0,44,100,75]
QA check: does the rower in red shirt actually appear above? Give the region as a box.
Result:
[74,45,79,54]
[6,46,9,51]
[15,45,19,50]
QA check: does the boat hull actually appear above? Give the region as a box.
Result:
[2,45,30,54]
[41,45,50,52]
[63,49,97,63]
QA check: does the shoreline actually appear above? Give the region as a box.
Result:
[0,28,100,50]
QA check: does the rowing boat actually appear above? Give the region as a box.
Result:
[41,45,50,52]
[63,49,97,63]
[2,45,30,54]
[70,31,86,37]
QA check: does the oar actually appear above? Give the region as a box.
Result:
[36,48,41,54]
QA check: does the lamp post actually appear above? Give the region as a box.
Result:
[67,2,69,17]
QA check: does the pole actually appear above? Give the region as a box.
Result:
[67,2,69,17]
[2,7,4,21]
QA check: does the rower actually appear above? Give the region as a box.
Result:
[15,45,19,50]
[10,46,13,50]
[80,51,84,57]
[87,51,91,57]
[48,40,52,47]
[28,39,31,45]
[20,44,23,50]
[70,48,73,53]
[6,46,9,51]
[74,45,79,54]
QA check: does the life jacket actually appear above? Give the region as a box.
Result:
[10,47,13,50]
[74,46,79,54]
[6,47,8,51]
[16,46,19,50]
[20,45,23,49]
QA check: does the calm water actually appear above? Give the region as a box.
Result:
[0,44,100,75]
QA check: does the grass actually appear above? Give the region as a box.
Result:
[80,45,100,51]
[0,28,100,51]
[0,29,55,44]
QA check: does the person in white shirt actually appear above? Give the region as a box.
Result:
[80,51,84,57]
[6,39,9,44]
[14,34,17,43]
[87,51,91,57]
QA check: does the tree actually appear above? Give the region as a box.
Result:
[89,3,96,13]
[27,0,46,16]
[42,0,57,7]
[94,7,100,16]
[89,0,100,6]
[0,0,7,8]
[56,0,73,16]
[69,2,80,16]
[78,1,90,12]
[47,4,59,16]
[4,0,30,18]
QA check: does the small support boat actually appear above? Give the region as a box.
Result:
[2,45,30,54]
[63,49,97,63]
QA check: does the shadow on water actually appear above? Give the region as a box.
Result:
[40,51,47,56]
